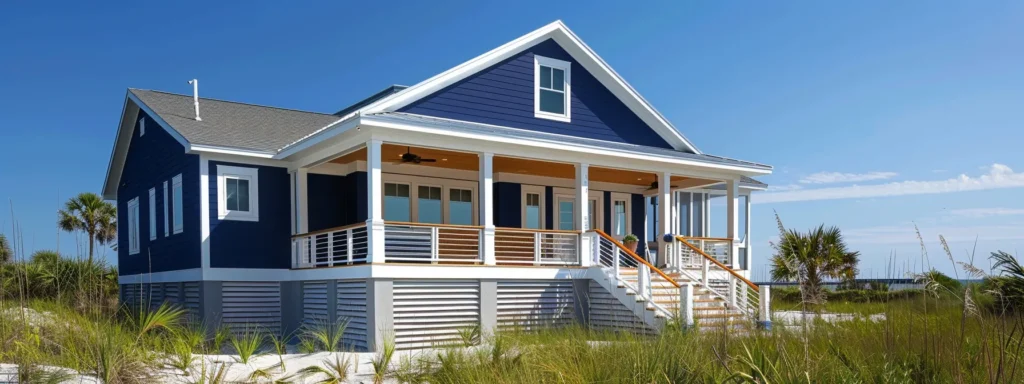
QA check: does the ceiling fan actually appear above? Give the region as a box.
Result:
[394,146,437,165]
[646,181,659,191]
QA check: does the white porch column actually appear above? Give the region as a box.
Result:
[727,178,740,268]
[366,140,386,264]
[295,169,309,234]
[744,193,752,270]
[479,153,496,265]
[576,163,591,266]
[657,172,672,267]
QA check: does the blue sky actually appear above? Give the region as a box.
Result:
[1,1,1022,278]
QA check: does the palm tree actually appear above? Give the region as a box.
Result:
[0,233,11,264]
[58,192,117,264]
[770,216,859,305]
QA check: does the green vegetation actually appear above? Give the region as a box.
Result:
[57,192,117,264]
[769,213,860,305]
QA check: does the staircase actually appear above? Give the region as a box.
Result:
[587,230,765,332]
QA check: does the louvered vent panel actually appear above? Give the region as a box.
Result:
[121,284,140,307]
[588,280,654,334]
[149,283,165,310]
[497,280,575,331]
[165,283,181,307]
[221,282,282,333]
[393,280,480,350]
[337,280,368,352]
[303,281,329,325]
[184,282,201,317]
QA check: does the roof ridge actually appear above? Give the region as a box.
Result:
[129,88,337,117]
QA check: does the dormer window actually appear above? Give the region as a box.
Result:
[534,55,571,122]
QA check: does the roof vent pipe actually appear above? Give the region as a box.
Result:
[188,79,202,121]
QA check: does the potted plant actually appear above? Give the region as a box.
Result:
[622,234,639,253]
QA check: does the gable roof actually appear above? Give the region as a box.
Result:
[355,20,702,154]
[129,89,341,154]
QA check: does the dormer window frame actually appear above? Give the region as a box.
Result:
[533,55,572,122]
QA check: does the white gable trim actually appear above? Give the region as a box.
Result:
[359,20,701,154]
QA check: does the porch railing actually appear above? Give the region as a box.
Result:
[292,223,369,269]
[673,236,733,268]
[494,228,579,265]
[671,236,760,321]
[384,222,483,264]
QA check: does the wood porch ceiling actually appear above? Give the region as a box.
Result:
[329,144,715,187]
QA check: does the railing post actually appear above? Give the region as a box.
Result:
[346,229,354,265]
[680,282,694,329]
[291,239,298,268]
[579,233,592,267]
[431,226,440,264]
[613,247,621,280]
[327,232,335,267]
[702,257,710,285]
[758,286,772,330]
[534,232,542,266]
[728,278,737,309]
[638,264,649,300]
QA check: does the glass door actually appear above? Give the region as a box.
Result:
[556,196,575,230]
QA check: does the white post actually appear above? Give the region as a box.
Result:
[430,227,439,264]
[366,140,386,264]
[680,283,695,328]
[327,232,335,267]
[744,193,752,271]
[657,172,672,267]
[728,278,737,309]
[296,169,309,234]
[613,247,621,279]
[576,163,590,266]
[533,232,542,265]
[726,178,740,269]
[346,230,354,264]
[702,257,710,285]
[479,153,496,265]
[638,264,649,300]
[758,286,772,329]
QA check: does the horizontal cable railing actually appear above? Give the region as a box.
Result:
[494,228,579,266]
[676,236,733,268]
[590,229,680,317]
[672,236,760,320]
[384,221,483,264]
[292,223,369,269]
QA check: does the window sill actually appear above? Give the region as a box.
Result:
[534,111,571,123]
[218,212,259,222]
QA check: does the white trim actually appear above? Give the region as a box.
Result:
[381,173,478,225]
[610,192,631,238]
[216,165,261,222]
[534,55,572,122]
[172,174,183,234]
[127,197,140,255]
[357,21,700,154]
[148,188,156,241]
[521,185,546,229]
[139,117,145,136]
[199,157,211,273]
[554,194,575,230]
[189,144,276,158]
[118,264,590,284]
[163,181,169,237]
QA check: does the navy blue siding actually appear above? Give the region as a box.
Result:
[208,161,291,269]
[544,186,554,230]
[118,111,200,275]
[401,39,672,149]
[602,191,612,233]
[307,174,346,232]
[631,194,647,257]
[348,172,368,224]
[494,182,522,228]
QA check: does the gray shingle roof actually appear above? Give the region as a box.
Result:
[362,112,773,171]
[130,89,341,153]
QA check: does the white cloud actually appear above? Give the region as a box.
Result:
[946,208,1024,218]
[799,171,898,184]
[767,184,803,192]
[844,223,1024,245]
[758,164,1024,204]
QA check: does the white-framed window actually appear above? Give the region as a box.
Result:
[611,193,631,238]
[127,197,140,255]
[163,181,169,237]
[521,186,545,229]
[555,195,575,230]
[217,166,259,221]
[417,185,443,224]
[172,174,183,233]
[384,182,411,222]
[448,188,474,225]
[534,55,572,122]
[148,188,156,240]
[139,117,146,136]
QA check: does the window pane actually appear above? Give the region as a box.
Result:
[527,193,539,207]
[558,200,573,230]
[614,201,627,236]
[418,186,441,224]
[173,184,183,230]
[526,206,541,229]
[226,179,238,211]
[539,90,564,114]
[450,201,472,225]
[237,179,250,212]
[398,184,410,197]
[385,183,396,196]
[552,68,564,91]
[384,195,410,222]
[540,66,552,88]
[462,190,472,202]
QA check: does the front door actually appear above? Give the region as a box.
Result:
[556,196,575,230]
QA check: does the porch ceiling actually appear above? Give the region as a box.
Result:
[328,144,720,188]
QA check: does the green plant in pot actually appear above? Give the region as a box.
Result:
[622,234,639,253]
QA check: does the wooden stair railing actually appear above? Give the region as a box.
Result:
[673,235,761,320]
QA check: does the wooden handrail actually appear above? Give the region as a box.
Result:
[590,229,680,288]
[384,221,484,230]
[675,235,758,291]
[291,222,366,239]
[495,227,582,234]
[676,236,733,242]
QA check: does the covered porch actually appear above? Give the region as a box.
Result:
[289,139,756,272]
